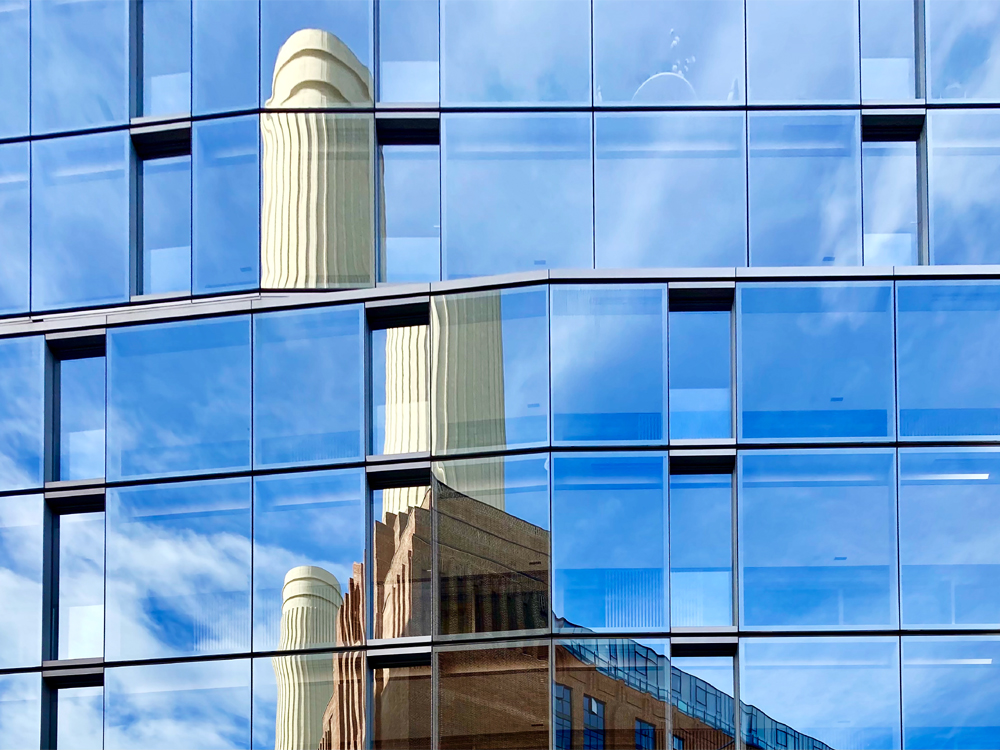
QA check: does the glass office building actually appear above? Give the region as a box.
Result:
[1,0,1000,748]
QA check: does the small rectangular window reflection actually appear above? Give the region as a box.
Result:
[57,511,105,661]
[140,154,192,296]
[140,0,192,117]
[55,685,104,750]
[380,145,440,283]
[862,141,919,265]
[371,325,430,455]
[57,355,106,482]
[378,0,438,103]
[372,663,432,748]
[669,306,732,440]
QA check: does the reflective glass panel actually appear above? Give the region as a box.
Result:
[371,325,429,456]
[141,0,191,116]
[380,145,440,283]
[552,285,668,444]
[739,450,898,630]
[903,636,1000,749]
[30,0,128,134]
[253,469,366,651]
[738,283,895,441]
[56,686,103,750]
[431,286,549,454]
[105,660,251,750]
[927,0,1000,101]
[254,306,364,468]
[863,141,919,265]
[106,478,251,661]
[0,142,29,316]
[595,112,747,269]
[442,113,593,279]
[57,511,105,660]
[553,453,668,632]
[669,309,732,439]
[0,494,42,669]
[0,337,43,491]
[193,0,259,115]
[670,474,733,627]
[31,131,130,311]
[435,454,549,636]
[672,656,736,750]
[373,663,432,748]
[58,356,106,482]
[746,0,860,103]
[928,110,1000,265]
[0,1,28,139]
[740,638,901,750]
[438,642,549,749]
[192,116,260,295]
[379,0,438,103]
[441,0,590,105]
[896,281,1000,439]
[0,673,40,750]
[861,0,918,100]
[141,155,192,296]
[748,112,862,266]
[108,316,251,480]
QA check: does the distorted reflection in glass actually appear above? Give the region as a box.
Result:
[437,642,549,750]
[746,0,859,103]
[379,0,438,103]
[748,112,862,266]
[899,450,1000,627]
[373,663,432,748]
[861,0,917,100]
[896,282,1000,439]
[903,636,1000,749]
[863,141,919,265]
[928,110,1000,264]
[56,686,103,750]
[595,112,747,269]
[105,660,251,750]
[670,474,733,627]
[254,306,364,468]
[740,638,901,750]
[141,0,191,116]
[553,453,668,632]
[57,512,104,660]
[442,114,593,278]
[30,0,128,134]
[0,142,29,315]
[0,494,41,669]
[253,469,365,652]
[435,454,549,636]
[193,0,260,115]
[0,336,44,491]
[141,155,192,296]
[105,478,251,661]
[31,131,130,311]
[431,286,549,453]
[672,656,736,750]
[0,673,40,750]
[738,283,895,441]
[0,1,28,139]
[372,486,432,639]
[552,285,667,444]
[669,308,732,439]
[380,145,440,283]
[441,0,590,105]
[927,0,1000,101]
[739,450,898,630]
[371,325,429,455]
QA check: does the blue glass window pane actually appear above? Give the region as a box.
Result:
[595,112,747,269]
[30,0,128,134]
[141,0,191,116]
[193,116,260,295]
[370,325,429,456]
[142,155,192,296]
[553,453,668,632]
[671,656,736,744]
[106,479,251,661]
[380,145,440,283]
[379,0,438,103]
[193,0,259,115]
[0,674,40,750]
[56,686,103,750]
[748,112,862,266]
[903,636,1000,749]
[739,450,898,630]
[0,2,28,139]
[861,0,917,101]
[58,356,106,482]
[740,638,900,749]
[254,306,364,467]
[863,141,919,265]
[31,131,130,312]
[738,283,895,441]
[107,316,252,481]
[552,285,667,444]
[670,474,732,627]
[432,286,549,454]
[0,337,44,491]
[57,512,104,660]
[897,282,1000,439]
[253,469,365,651]
[251,653,338,749]
[929,110,1000,265]
[105,660,251,750]
[0,495,42,669]
[669,309,732,439]
[927,0,1000,101]
[441,0,590,105]
[593,0,745,105]
[0,143,30,316]
[443,113,593,278]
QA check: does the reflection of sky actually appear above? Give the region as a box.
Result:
[58,511,105,660]
[501,287,550,447]
[0,336,44,491]
[57,685,103,750]
[0,495,42,669]
[669,309,732,439]
[0,673,40,750]
[0,142,29,314]
[141,0,191,117]
[0,1,28,139]
[58,356,106,481]
[193,0,260,115]
[862,142,918,266]
[927,0,1000,101]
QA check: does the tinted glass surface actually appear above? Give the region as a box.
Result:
[442,114,593,279]
[193,0,259,114]
[251,653,340,750]
[57,512,105,660]
[552,285,668,444]
[380,145,440,283]
[927,0,1000,101]
[861,0,917,100]
[595,112,747,269]
[739,450,898,629]
[379,0,438,103]
[58,356,106,482]
[0,143,29,316]
[0,495,42,669]
[863,141,919,265]
[739,283,895,441]
[371,325,429,456]
[553,453,668,632]
[106,479,251,661]
[748,112,862,266]
[141,0,191,116]
[254,306,364,468]
[141,155,192,296]
[372,664,431,748]
[0,337,44,491]
[0,673,40,750]
[669,309,732,439]
[672,656,736,748]
[107,316,251,481]
[31,131,130,311]
[56,686,103,750]
[0,2,28,139]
